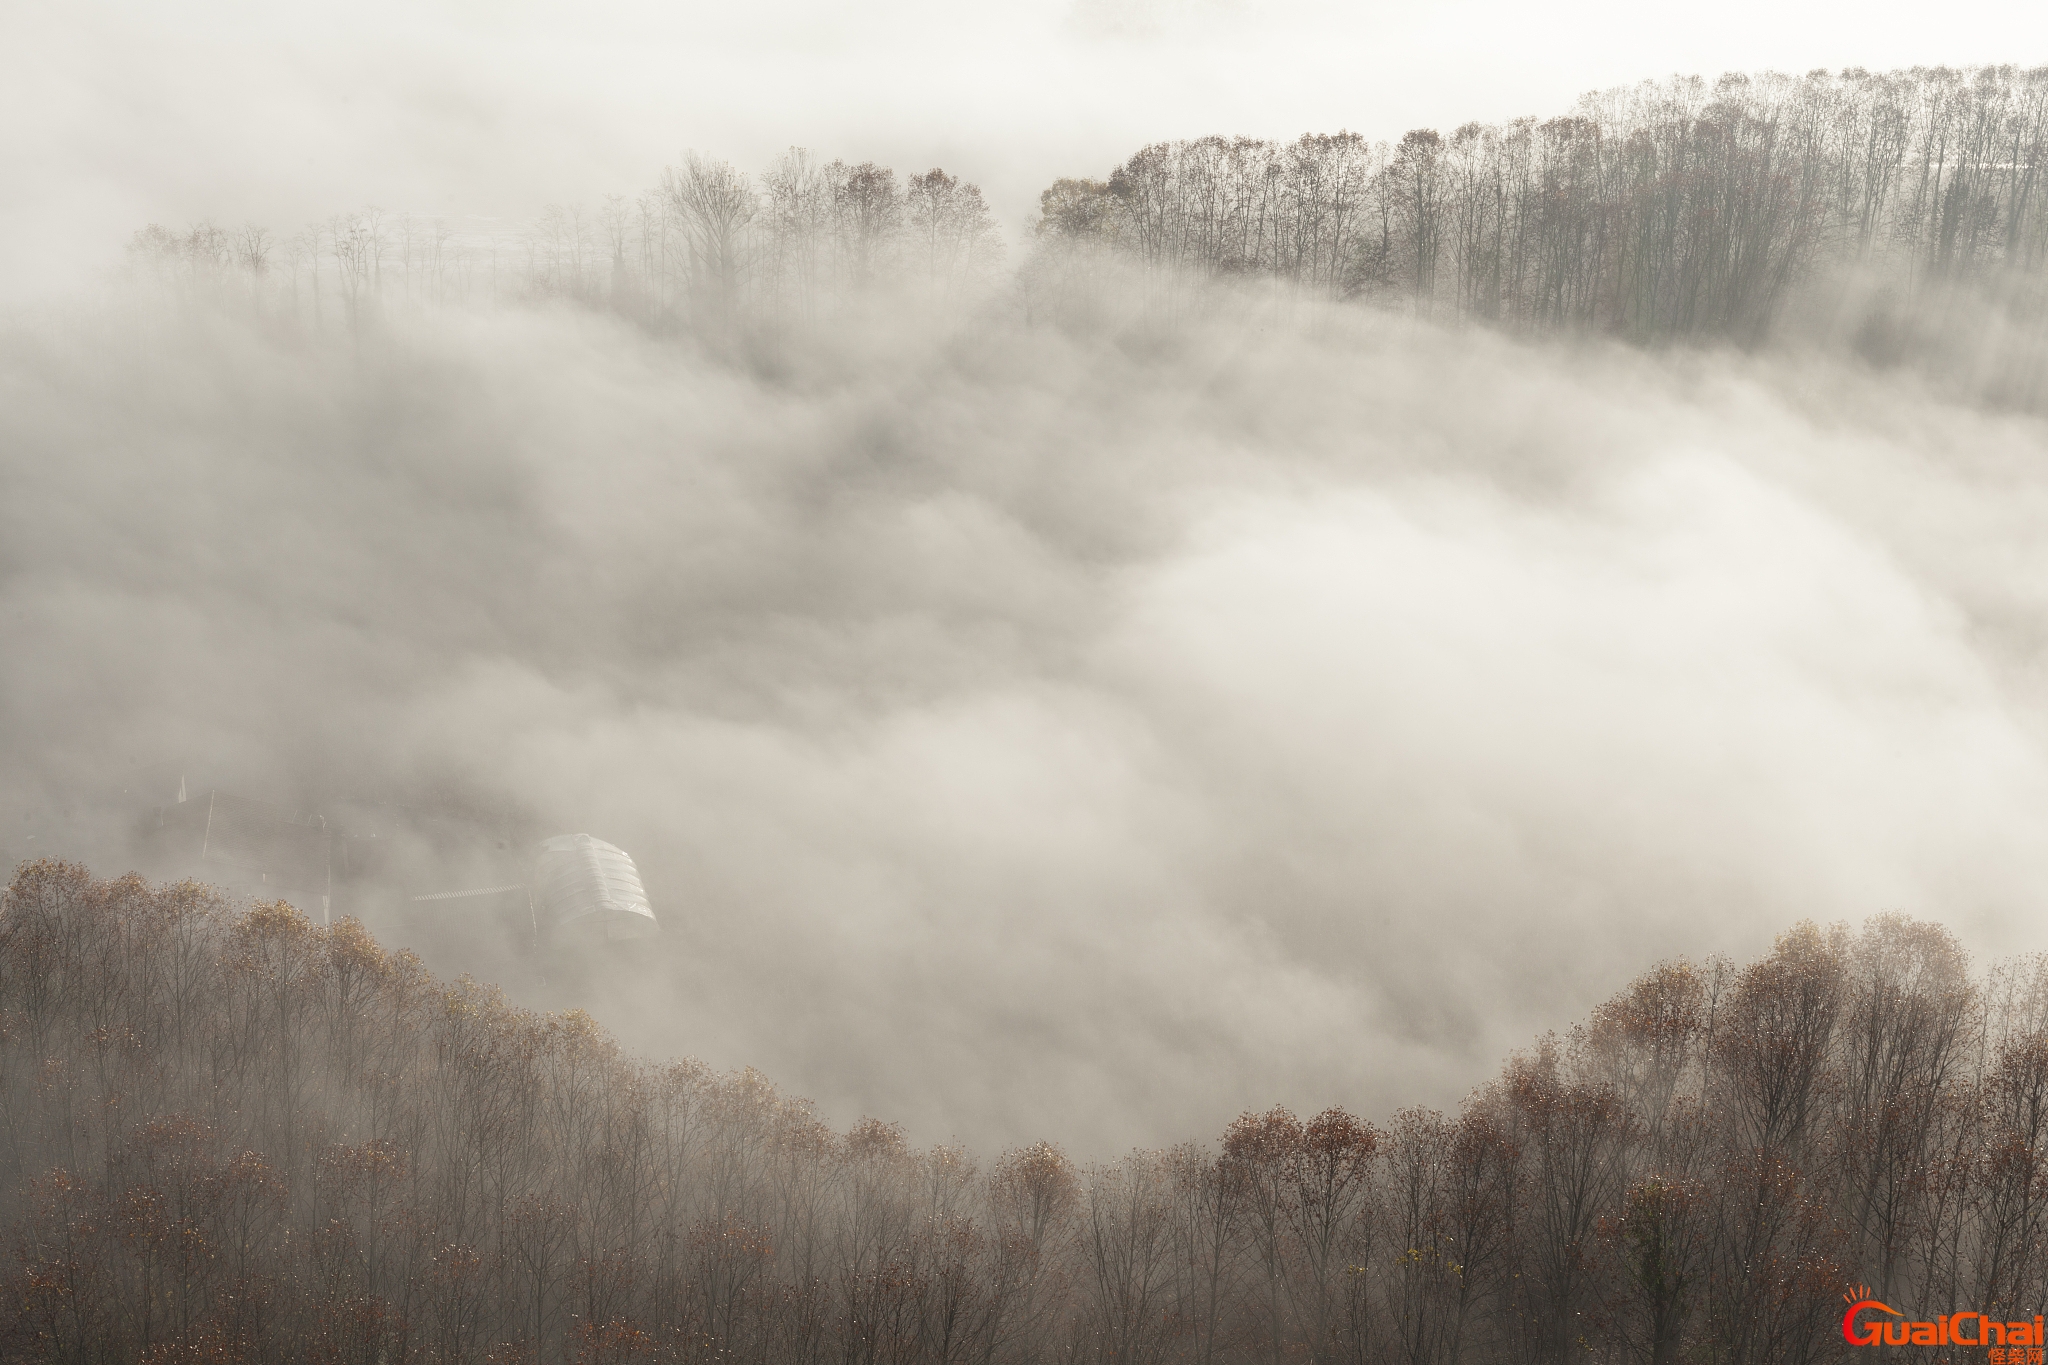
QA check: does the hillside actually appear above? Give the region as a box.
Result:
[3,860,2043,1363]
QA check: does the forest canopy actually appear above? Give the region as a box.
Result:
[3,861,2044,1364]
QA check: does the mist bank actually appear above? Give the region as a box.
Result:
[7,263,2048,1152]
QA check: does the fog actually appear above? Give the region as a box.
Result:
[7,0,2048,1155]
[6,270,2048,1154]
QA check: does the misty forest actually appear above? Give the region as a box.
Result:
[126,67,2048,399]
[3,861,2044,1365]
[11,58,2048,1365]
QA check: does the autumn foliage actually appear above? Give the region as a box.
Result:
[2,862,2044,1362]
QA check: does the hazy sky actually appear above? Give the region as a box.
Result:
[6,0,2046,301]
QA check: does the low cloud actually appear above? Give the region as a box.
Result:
[5,288,2048,1155]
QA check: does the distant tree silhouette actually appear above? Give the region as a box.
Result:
[118,64,2048,402]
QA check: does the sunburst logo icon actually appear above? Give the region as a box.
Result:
[1841,1287,1904,1346]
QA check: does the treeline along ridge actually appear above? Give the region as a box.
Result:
[126,65,2048,404]
[3,862,2046,1363]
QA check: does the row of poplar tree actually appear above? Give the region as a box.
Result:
[3,859,2045,1364]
